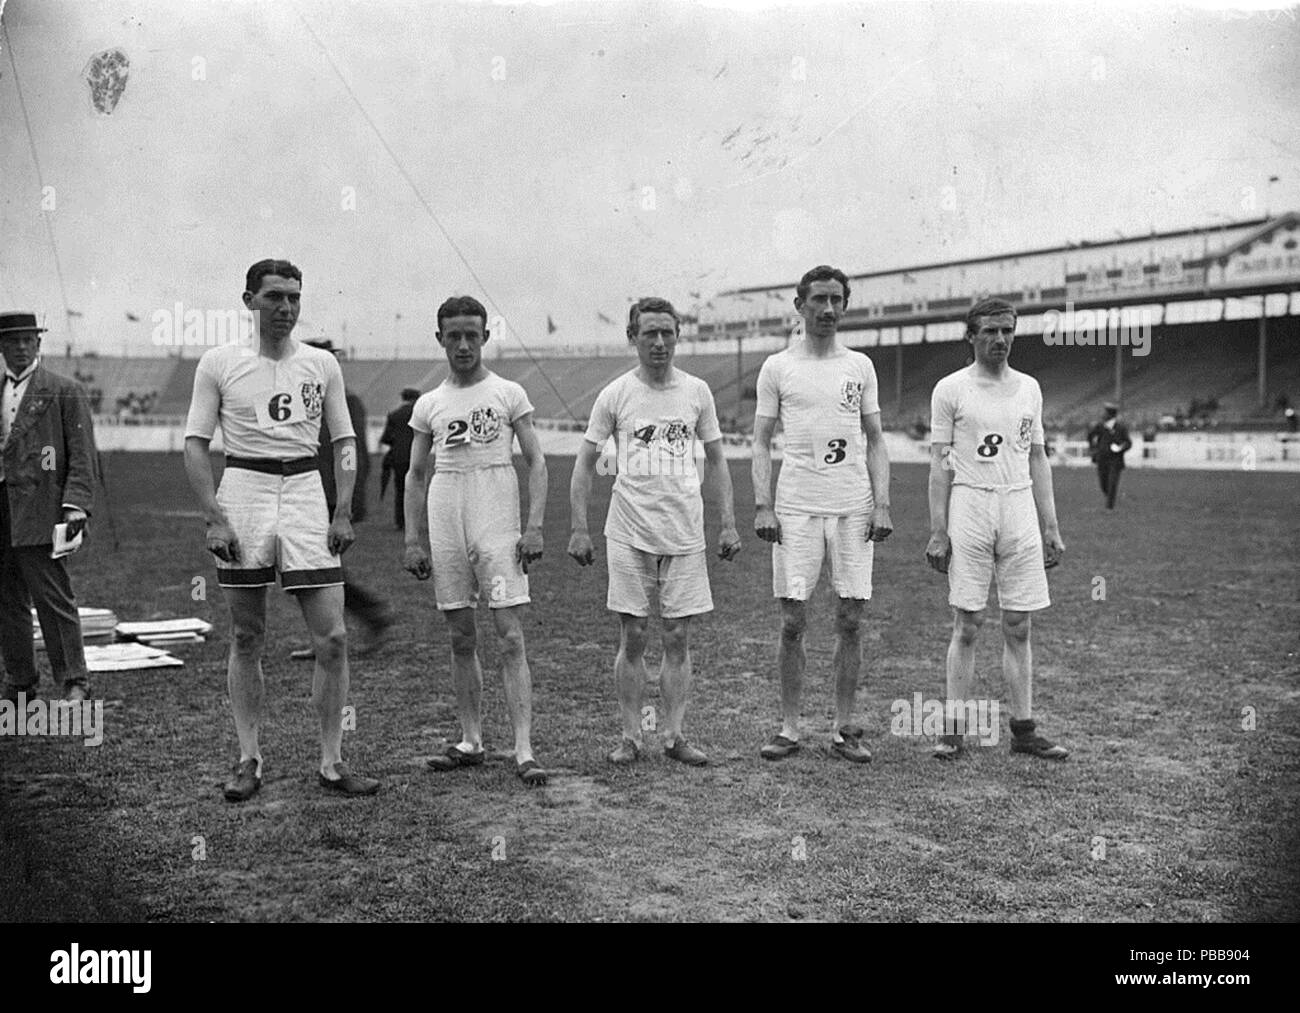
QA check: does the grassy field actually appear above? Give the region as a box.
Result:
[2,453,1297,922]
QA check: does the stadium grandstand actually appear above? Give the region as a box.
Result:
[62,213,1299,464]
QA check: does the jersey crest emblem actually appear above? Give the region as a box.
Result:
[300,382,324,419]
[1016,415,1034,451]
[839,379,863,412]
[660,419,691,456]
[469,405,502,443]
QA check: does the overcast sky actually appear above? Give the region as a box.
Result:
[1,0,1297,357]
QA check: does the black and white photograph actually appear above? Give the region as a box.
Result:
[0,0,1296,957]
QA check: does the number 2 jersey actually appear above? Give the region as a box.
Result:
[929,365,1045,490]
[409,372,533,474]
[755,341,881,516]
[184,340,354,457]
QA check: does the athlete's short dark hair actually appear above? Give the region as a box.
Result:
[245,259,301,295]
[436,295,489,332]
[627,297,680,341]
[796,265,851,303]
[966,297,1017,336]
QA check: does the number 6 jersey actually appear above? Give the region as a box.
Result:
[184,340,354,457]
[409,372,533,473]
[929,365,1045,490]
[755,342,881,516]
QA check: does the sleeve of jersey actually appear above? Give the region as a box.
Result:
[583,384,616,444]
[409,395,432,434]
[323,358,355,441]
[1031,380,1046,444]
[859,357,881,415]
[508,382,534,422]
[183,352,220,440]
[754,358,779,418]
[696,381,722,442]
[930,379,955,444]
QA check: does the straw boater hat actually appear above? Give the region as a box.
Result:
[0,312,47,336]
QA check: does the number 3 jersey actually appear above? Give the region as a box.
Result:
[184,340,353,457]
[755,342,880,516]
[410,372,533,473]
[929,365,1045,490]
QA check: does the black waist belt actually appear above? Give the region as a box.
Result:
[226,456,318,476]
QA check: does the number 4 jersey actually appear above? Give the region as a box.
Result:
[755,342,881,516]
[409,372,533,473]
[929,365,1045,490]
[184,340,354,457]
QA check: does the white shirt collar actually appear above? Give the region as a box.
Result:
[4,356,40,385]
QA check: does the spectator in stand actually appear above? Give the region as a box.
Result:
[1087,401,1132,510]
[379,387,420,530]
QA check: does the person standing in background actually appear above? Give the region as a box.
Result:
[1087,402,1132,510]
[380,387,420,530]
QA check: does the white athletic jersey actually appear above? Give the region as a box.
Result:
[930,365,1045,489]
[184,340,353,459]
[585,368,721,555]
[755,341,880,515]
[410,372,533,474]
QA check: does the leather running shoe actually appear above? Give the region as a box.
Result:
[760,733,801,760]
[932,734,965,760]
[1010,733,1069,760]
[608,738,640,765]
[830,726,872,763]
[223,758,262,802]
[664,738,708,767]
[319,761,380,795]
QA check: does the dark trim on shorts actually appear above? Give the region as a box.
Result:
[217,566,277,588]
[281,567,344,591]
[225,456,319,476]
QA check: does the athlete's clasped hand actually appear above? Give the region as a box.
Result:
[717,526,743,561]
[924,529,951,574]
[516,527,544,573]
[403,544,432,580]
[865,504,893,543]
[1042,528,1066,569]
[205,518,241,563]
[327,517,354,556]
[566,531,595,566]
[754,505,782,544]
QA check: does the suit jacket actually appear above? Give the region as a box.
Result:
[379,402,415,470]
[317,390,369,522]
[1087,419,1132,468]
[1,365,97,546]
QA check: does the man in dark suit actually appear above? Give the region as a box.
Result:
[1087,401,1132,510]
[0,312,96,703]
[293,339,393,659]
[379,387,419,529]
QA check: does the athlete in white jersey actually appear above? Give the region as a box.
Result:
[403,296,550,786]
[183,259,379,801]
[926,297,1068,760]
[752,265,893,764]
[569,298,742,767]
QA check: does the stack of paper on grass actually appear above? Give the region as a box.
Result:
[115,618,213,645]
[33,607,119,648]
[84,643,184,672]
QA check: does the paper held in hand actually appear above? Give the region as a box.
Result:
[51,523,84,559]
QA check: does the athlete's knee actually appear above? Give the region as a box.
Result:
[448,616,477,658]
[496,619,526,661]
[1001,611,1031,644]
[953,609,984,646]
[312,622,347,664]
[231,619,266,658]
[620,616,649,658]
[661,619,690,663]
[780,603,807,643]
[835,600,863,639]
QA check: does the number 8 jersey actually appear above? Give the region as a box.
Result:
[755,342,881,516]
[929,365,1044,490]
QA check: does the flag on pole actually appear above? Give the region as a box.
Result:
[547,315,557,334]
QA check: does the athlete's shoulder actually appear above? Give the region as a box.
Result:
[933,365,973,395]
[1010,367,1043,395]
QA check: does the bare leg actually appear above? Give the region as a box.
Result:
[1001,609,1032,721]
[444,607,483,751]
[832,598,865,736]
[296,585,349,776]
[659,616,692,746]
[226,587,268,773]
[778,599,807,741]
[492,605,535,764]
[615,613,649,745]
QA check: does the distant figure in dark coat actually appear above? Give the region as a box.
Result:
[379,387,420,530]
[1087,402,1132,510]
